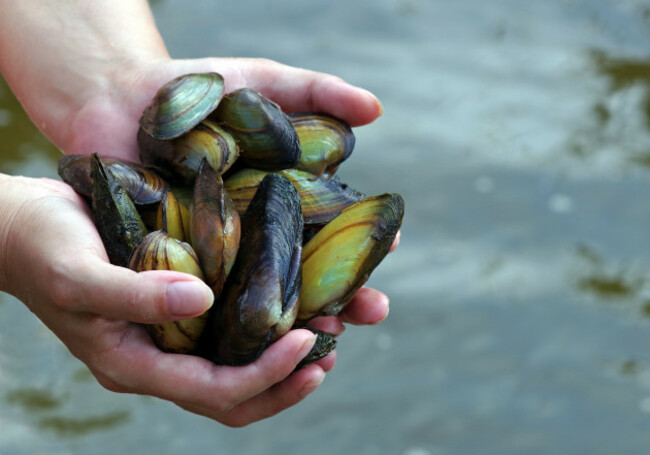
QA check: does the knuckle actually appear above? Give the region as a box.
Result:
[222,416,249,428]
[95,374,129,394]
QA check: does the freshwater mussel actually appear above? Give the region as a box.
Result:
[59,71,403,370]
[129,230,208,353]
[205,173,303,365]
[189,159,241,298]
[139,72,225,140]
[90,153,148,267]
[212,88,301,171]
[59,154,168,206]
[290,112,355,177]
[224,167,365,225]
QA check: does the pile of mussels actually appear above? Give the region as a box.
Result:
[57,73,404,367]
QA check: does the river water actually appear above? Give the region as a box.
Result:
[3,0,650,453]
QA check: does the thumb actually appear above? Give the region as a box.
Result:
[56,255,214,323]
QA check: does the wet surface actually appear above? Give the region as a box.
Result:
[3,0,650,453]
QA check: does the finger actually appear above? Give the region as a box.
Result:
[306,315,345,335]
[314,350,337,373]
[246,63,383,127]
[52,254,214,323]
[179,364,326,427]
[176,58,383,127]
[389,230,401,253]
[95,328,317,414]
[337,286,389,325]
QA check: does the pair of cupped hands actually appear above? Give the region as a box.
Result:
[0,57,395,427]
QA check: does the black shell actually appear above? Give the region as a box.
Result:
[90,154,148,267]
[205,173,303,365]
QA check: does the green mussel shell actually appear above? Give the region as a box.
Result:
[297,193,404,321]
[224,168,365,225]
[139,72,225,140]
[90,153,148,267]
[205,173,303,365]
[290,112,355,177]
[212,88,300,170]
[138,119,239,185]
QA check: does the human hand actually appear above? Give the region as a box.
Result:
[0,0,398,427]
[0,58,397,426]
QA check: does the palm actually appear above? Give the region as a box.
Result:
[66,58,381,163]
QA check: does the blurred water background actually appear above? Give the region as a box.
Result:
[3,0,650,453]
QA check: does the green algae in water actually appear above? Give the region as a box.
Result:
[6,387,63,412]
[577,274,641,300]
[0,76,60,175]
[71,366,96,383]
[620,359,640,376]
[37,410,130,438]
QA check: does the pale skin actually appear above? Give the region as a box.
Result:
[0,0,398,426]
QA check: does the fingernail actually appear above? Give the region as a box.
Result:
[359,88,383,116]
[378,295,390,323]
[296,333,318,363]
[389,231,400,252]
[166,281,214,317]
[300,371,325,397]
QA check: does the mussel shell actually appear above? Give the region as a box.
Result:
[294,328,337,370]
[128,230,207,353]
[139,72,225,140]
[289,112,355,177]
[155,190,191,243]
[297,193,404,321]
[189,160,241,297]
[206,173,303,366]
[138,119,239,185]
[58,154,168,205]
[212,88,300,170]
[224,168,365,225]
[90,153,148,267]
[129,230,203,277]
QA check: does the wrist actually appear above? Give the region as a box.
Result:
[0,0,170,157]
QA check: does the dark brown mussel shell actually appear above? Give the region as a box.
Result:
[139,72,225,140]
[289,112,355,177]
[90,153,148,267]
[138,119,239,185]
[297,193,404,321]
[212,88,300,171]
[204,173,303,366]
[58,154,168,205]
[294,327,337,370]
[224,168,365,225]
[189,160,241,297]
